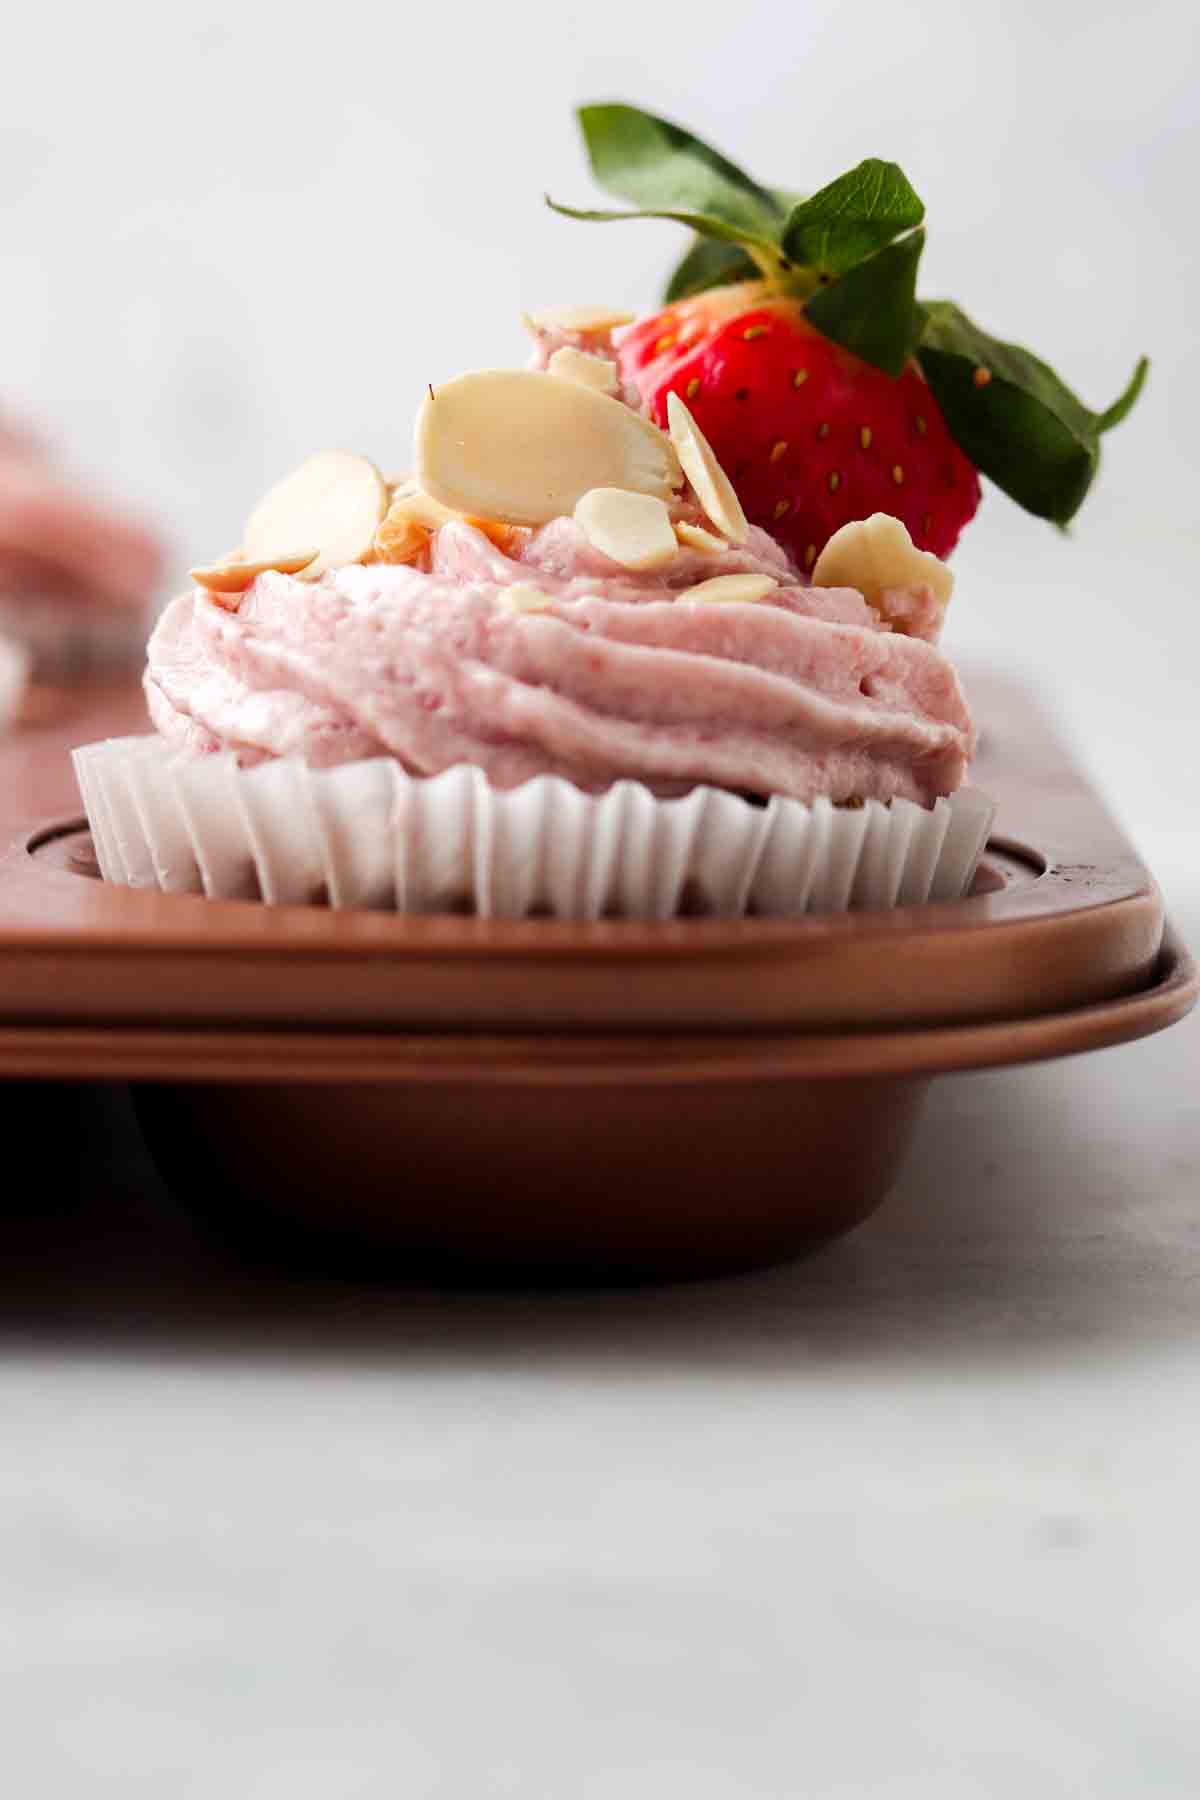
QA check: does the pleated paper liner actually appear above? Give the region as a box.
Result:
[72,735,994,920]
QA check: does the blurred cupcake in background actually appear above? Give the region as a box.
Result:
[0,408,165,707]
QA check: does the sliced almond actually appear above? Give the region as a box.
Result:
[376,487,530,561]
[811,513,953,610]
[677,573,778,605]
[666,391,749,546]
[244,451,387,580]
[463,516,532,556]
[675,521,729,555]
[416,370,682,527]
[547,346,619,395]
[387,489,459,531]
[190,548,319,593]
[502,583,556,613]
[371,506,431,567]
[574,488,678,572]
[524,303,635,337]
[191,546,250,611]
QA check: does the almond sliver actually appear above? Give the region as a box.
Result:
[189,549,319,593]
[666,392,749,546]
[386,489,459,530]
[372,506,431,567]
[525,304,635,336]
[675,521,729,554]
[416,370,682,527]
[378,489,528,560]
[811,513,953,608]
[244,451,387,579]
[547,346,619,394]
[575,488,678,572]
[677,573,778,605]
[464,516,532,556]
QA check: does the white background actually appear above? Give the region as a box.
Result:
[1,4,1197,1793]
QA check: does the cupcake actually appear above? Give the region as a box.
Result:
[74,105,1146,919]
[74,367,992,916]
[0,418,164,682]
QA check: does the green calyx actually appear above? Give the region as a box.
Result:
[547,102,1148,528]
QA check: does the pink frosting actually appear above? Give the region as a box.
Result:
[145,517,974,806]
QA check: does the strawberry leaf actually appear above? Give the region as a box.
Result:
[575,103,784,238]
[917,302,1150,523]
[664,237,761,302]
[1097,357,1150,432]
[664,188,804,302]
[805,230,927,377]
[545,195,784,267]
[552,104,791,277]
[781,160,925,276]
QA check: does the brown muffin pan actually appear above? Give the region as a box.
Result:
[0,667,1193,1279]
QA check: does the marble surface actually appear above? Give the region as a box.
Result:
[0,847,1195,1796]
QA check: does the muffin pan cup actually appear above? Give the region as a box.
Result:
[0,670,1194,1280]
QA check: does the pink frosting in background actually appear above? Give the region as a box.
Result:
[145,516,974,807]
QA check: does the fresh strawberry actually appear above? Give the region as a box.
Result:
[619,281,980,566]
[550,105,1147,565]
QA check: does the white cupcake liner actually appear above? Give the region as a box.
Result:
[71,736,995,920]
[0,633,31,736]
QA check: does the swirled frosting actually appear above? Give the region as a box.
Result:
[145,515,973,806]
